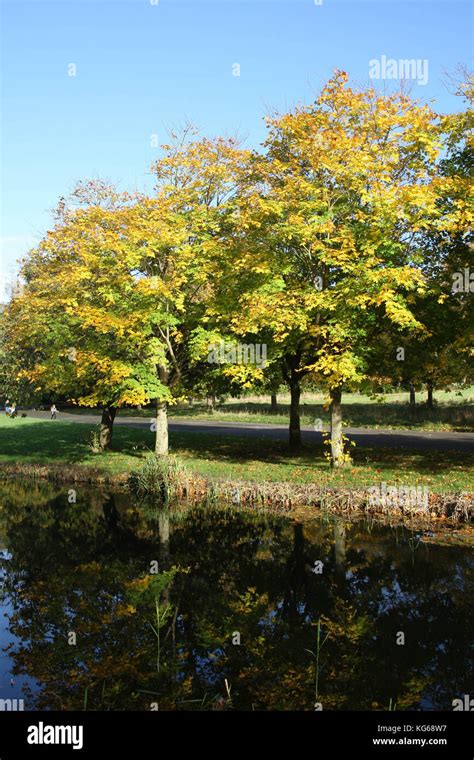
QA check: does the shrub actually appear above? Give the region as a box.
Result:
[86,426,101,454]
[129,453,189,502]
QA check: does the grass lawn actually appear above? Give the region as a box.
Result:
[230,387,474,406]
[0,415,472,492]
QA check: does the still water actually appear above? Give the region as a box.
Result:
[0,479,472,711]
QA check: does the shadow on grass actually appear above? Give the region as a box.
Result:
[168,431,473,475]
[352,446,474,475]
[0,420,154,463]
[170,432,321,465]
[1,420,471,481]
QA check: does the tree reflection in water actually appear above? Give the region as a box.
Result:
[0,479,472,711]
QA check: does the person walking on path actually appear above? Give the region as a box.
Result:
[50,404,57,420]
[5,402,17,417]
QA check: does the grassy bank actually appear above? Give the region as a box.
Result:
[0,415,472,492]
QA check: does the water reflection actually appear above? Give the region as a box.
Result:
[0,479,472,711]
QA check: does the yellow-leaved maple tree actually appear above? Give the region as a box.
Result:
[221,72,451,465]
[4,132,250,452]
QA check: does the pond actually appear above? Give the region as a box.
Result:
[0,479,472,711]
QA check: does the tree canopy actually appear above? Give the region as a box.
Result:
[2,72,472,460]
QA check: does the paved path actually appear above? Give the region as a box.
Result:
[24,410,474,452]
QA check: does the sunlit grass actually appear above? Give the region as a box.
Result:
[0,416,471,492]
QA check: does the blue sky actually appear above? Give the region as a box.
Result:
[1,0,472,299]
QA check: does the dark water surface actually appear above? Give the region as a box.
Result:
[0,479,472,711]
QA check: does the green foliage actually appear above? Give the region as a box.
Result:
[126,568,180,609]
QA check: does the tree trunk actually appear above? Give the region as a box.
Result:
[289,377,301,450]
[284,523,306,622]
[155,401,169,456]
[206,395,216,410]
[409,382,416,405]
[426,381,434,408]
[329,386,344,468]
[270,392,278,413]
[102,493,119,530]
[159,512,170,568]
[99,406,116,450]
[334,521,346,571]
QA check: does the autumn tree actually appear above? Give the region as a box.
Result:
[224,72,452,465]
[4,134,250,453]
[3,183,164,449]
[366,73,473,405]
[146,130,252,449]
[414,73,474,399]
